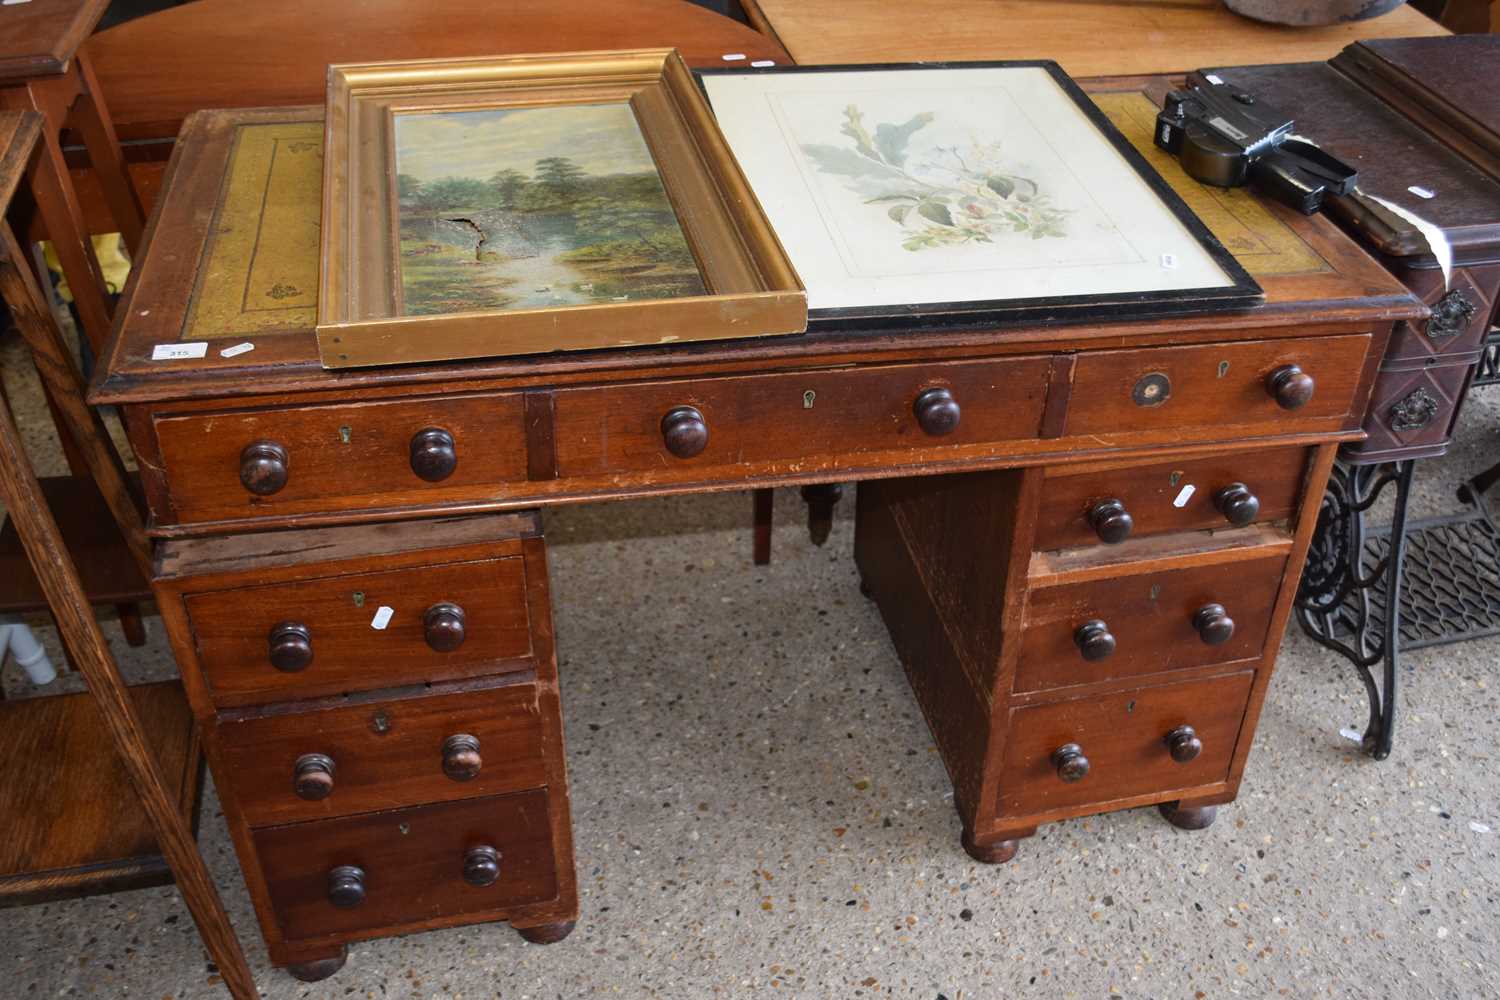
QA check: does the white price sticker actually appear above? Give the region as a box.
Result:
[751,60,776,68]
[1172,484,1196,508]
[1407,185,1435,200]
[219,342,255,358]
[1204,73,1224,85]
[370,606,394,630]
[721,53,746,61]
[151,342,208,360]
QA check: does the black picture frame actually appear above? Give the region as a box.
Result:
[696,60,1262,331]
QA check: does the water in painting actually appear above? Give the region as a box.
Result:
[392,103,705,315]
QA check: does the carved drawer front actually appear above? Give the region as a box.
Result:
[1064,334,1371,438]
[184,556,533,707]
[1343,353,1479,463]
[1034,446,1311,551]
[1017,549,1286,693]
[153,391,528,523]
[997,671,1254,818]
[550,356,1052,478]
[1381,265,1497,363]
[254,789,560,942]
[214,681,547,828]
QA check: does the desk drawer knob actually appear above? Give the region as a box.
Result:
[442,733,482,781]
[239,440,289,495]
[1192,603,1235,645]
[462,845,502,887]
[661,406,709,458]
[424,603,467,652]
[1088,498,1134,544]
[326,865,366,908]
[410,427,458,482]
[1073,619,1116,661]
[913,387,961,436]
[1165,725,1203,763]
[1267,364,1315,410]
[1214,483,1260,526]
[292,753,336,801]
[1051,743,1090,783]
[267,622,313,672]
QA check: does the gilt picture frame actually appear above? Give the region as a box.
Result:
[318,49,807,368]
[698,62,1261,328]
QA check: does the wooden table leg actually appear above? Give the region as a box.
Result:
[70,52,145,256]
[752,488,773,565]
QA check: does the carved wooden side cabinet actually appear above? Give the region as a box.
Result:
[90,96,1422,979]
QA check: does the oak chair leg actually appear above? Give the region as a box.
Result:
[0,217,256,997]
[517,920,577,945]
[69,53,145,256]
[752,488,773,565]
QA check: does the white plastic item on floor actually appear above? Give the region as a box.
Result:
[0,618,57,685]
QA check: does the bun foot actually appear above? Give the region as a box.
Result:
[285,946,348,982]
[517,920,576,945]
[961,829,1019,864]
[1158,801,1218,831]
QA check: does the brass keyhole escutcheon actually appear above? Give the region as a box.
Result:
[352,591,365,607]
[1217,360,1230,379]
[370,711,391,734]
[1132,372,1171,407]
[1149,584,1161,601]
[1169,471,1182,487]
[339,426,352,445]
[803,389,817,409]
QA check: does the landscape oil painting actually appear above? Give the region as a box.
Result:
[392,103,705,316]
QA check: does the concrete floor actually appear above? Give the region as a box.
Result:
[2,330,1498,999]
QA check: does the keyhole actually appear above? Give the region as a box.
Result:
[1126,700,1137,713]
[370,711,391,734]
[803,389,817,409]
[352,591,365,607]
[1217,361,1230,378]
[339,426,352,445]
[1149,584,1161,601]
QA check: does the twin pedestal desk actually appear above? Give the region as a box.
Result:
[90,96,1423,980]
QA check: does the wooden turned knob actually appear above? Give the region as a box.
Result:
[1051,743,1090,783]
[1165,725,1202,763]
[267,622,313,672]
[423,603,466,652]
[1193,603,1235,645]
[1088,498,1133,544]
[1266,365,1314,410]
[661,406,708,459]
[239,440,289,496]
[292,753,336,801]
[1073,620,1116,661]
[462,845,501,887]
[913,387,961,436]
[1214,483,1260,526]
[442,734,482,781]
[410,427,458,482]
[326,865,366,908]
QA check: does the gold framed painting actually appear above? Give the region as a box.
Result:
[317,49,807,369]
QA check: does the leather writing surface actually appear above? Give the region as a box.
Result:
[182,120,322,341]
[1094,92,1329,278]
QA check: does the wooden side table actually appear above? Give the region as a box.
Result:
[0,109,254,1000]
[0,0,143,351]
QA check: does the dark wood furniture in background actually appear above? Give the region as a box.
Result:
[739,0,1445,72]
[1201,41,1500,759]
[89,85,1421,976]
[0,109,255,999]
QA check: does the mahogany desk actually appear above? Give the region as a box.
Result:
[741,0,1446,73]
[88,89,1424,981]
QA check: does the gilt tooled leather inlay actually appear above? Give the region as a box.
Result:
[1389,387,1440,432]
[1426,289,1478,341]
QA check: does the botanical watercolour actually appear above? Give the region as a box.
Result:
[699,66,1252,315]
[391,103,705,316]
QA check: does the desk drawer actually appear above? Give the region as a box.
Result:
[255,789,560,942]
[215,681,547,828]
[185,556,533,707]
[1034,447,1310,550]
[1017,549,1286,693]
[551,356,1052,477]
[154,391,528,523]
[1064,334,1370,438]
[997,671,1253,818]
